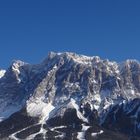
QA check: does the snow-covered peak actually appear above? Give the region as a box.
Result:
[11,60,27,68]
[0,52,140,139]
[43,52,101,66]
[126,59,139,64]
[120,59,140,69]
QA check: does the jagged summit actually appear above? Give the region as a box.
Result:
[0,52,140,140]
[5,52,139,71]
[45,51,140,65]
[43,51,101,66]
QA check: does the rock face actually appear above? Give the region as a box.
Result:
[102,98,140,136]
[0,52,140,140]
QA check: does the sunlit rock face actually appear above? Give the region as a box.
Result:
[0,52,140,140]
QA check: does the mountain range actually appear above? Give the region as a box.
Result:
[0,52,140,140]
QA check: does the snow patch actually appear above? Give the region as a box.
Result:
[77,132,85,140]
[50,126,67,131]
[77,124,90,140]
[54,134,65,139]
[27,98,55,123]
[0,70,6,78]
[91,130,104,137]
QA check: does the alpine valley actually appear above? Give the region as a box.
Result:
[0,52,140,140]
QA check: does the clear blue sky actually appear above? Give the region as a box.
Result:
[0,0,140,68]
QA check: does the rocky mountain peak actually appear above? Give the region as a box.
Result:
[0,52,140,140]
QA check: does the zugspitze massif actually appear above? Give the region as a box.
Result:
[0,52,140,140]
